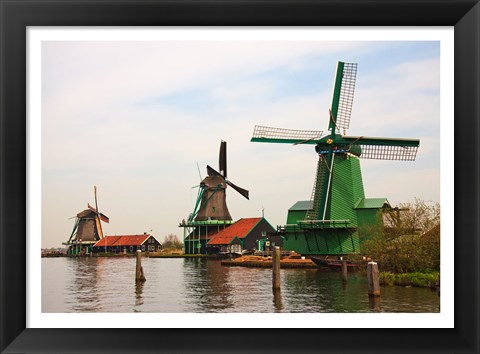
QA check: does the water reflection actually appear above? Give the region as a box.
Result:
[281,269,365,313]
[273,290,283,312]
[182,258,235,312]
[134,281,144,310]
[42,258,440,313]
[65,257,102,312]
[368,296,381,312]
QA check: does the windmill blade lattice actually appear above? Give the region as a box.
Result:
[342,136,420,161]
[252,125,323,145]
[355,144,419,161]
[331,62,357,134]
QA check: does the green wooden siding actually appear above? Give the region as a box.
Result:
[286,200,312,224]
[355,198,388,209]
[287,209,308,224]
[281,156,366,255]
[283,229,359,255]
[329,155,364,224]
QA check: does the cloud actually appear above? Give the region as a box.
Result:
[41,40,440,248]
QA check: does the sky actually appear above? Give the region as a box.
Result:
[41,39,440,248]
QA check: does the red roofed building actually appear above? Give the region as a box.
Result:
[207,217,281,254]
[92,233,162,254]
[181,219,237,254]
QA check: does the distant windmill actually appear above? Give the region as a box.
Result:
[191,140,249,222]
[181,141,249,255]
[64,186,109,255]
[251,62,420,255]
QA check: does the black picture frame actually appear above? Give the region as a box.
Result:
[1,1,479,353]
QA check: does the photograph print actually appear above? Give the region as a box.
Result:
[39,31,444,318]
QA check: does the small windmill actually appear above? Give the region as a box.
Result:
[181,141,249,254]
[251,62,420,255]
[190,140,249,222]
[64,186,109,255]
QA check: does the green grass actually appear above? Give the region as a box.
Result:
[380,271,439,288]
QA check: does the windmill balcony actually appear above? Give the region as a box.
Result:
[279,220,356,232]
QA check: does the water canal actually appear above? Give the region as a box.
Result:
[42,257,439,313]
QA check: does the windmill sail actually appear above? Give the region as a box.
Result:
[87,203,110,223]
[342,136,420,160]
[225,180,249,200]
[251,125,323,145]
[219,140,227,177]
[330,62,357,134]
[207,165,249,200]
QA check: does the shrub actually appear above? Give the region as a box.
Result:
[380,271,439,288]
[360,199,440,274]
[379,271,395,286]
[162,234,183,250]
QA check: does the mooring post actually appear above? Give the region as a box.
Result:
[341,259,348,283]
[136,250,146,282]
[272,246,281,290]
[367,261,380,297]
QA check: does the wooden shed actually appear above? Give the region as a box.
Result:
[207,217,279,254]
[92,233,162,254]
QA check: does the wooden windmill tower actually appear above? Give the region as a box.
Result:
[180,141,249,254]
[64,186,109,255]
[251,62,420,255]
[194,141,249,221]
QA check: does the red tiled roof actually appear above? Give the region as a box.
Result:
[207,234,240,245]
[208,218,261,246]
[94,236,121,247]
[94,234,152,247]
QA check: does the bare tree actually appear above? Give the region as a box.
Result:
[361,198,440,273]
[162,234,183,250]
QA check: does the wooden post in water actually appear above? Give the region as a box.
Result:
[272,246,281,290]
[367,261,380,297]
[341,260,348,283]
[136,250,146,282]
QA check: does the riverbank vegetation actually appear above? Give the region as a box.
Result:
[160,234,183,254]
[360,199,440,286]
[379,271,439,288]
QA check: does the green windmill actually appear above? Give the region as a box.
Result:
[251,62,420,255]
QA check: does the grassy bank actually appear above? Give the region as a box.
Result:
[379,271,439,288]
